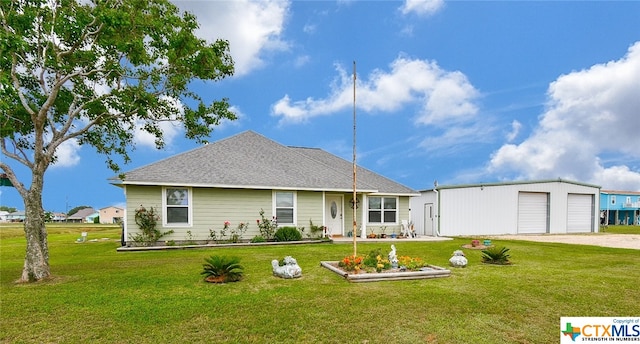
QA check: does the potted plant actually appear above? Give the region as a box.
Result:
[367,228,377,239]
[380,226,387,238]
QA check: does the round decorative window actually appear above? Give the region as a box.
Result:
[330,201,337,219]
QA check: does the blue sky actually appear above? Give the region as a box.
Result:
[2,0,640,213]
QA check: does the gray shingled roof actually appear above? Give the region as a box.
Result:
[113,131,417,195]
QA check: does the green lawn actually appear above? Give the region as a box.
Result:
[1,224,639,343]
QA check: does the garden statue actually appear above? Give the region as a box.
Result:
[388,245,399,268]
[272,256,302,279]
[449,250,468,268]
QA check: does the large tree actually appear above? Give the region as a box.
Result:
[0,0,235,282]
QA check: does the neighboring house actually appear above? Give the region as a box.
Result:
[5,211,26,222]
[50,212,67,222]
[0,210,8,222]
[99,206,124,224]
[410,179,601,236]
[600,190,640,225]
[111,131,419,245]
[67,208,98,223]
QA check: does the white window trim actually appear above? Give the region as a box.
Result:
[367,196,399,225]
[162,186,193,227]
[273,191,297,226]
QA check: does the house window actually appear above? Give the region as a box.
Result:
[274,191,296,225]
[164,187,191,226]
[367,197,397,224]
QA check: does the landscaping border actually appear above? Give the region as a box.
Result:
[320,261,451,282]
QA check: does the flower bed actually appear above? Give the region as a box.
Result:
[320,261,450,282]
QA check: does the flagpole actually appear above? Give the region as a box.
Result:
[352,61,357,258]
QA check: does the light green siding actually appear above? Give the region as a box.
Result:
[296,191,323,233]
[124,185,412,244]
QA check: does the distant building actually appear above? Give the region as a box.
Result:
[5,211,26,222]
[600,190,640,225]
[99,206,124,224]
[67,208,98,223]
[0,210,9,222]
[51,212,67,222]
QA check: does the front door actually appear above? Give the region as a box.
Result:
[325,195,343,236]
[424,203,434,236]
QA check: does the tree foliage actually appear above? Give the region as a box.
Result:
[0,0,235,282]
[67,205,90,216]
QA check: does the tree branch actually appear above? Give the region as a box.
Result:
[0,161,27,198]
[0,138,33,169]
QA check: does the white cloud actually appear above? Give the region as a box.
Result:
[176,0,291,77]
[489,42,640,190]
[400,0,445,16]
[272,56,479,125]
[134,120,182,149]
[294,55,311,68]
[133,96,184,148]
[419,122,495,156]
[506,120,522,142]
[51,138,81,168]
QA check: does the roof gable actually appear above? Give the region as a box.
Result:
[115,131,416,195]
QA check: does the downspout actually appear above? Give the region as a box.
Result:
[434,188,441,237]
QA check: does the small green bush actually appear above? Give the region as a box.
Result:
[251,235,266,243]
[201,255,244,283]
[481,246,511,265]
[274,226,302,242]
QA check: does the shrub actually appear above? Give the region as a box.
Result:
[309,219,325,238]
[256,209,277,240]
[230,222,248,243]
[129,206,174,246]
[251,236,266,243]
[481,246,512,265]
[201,255,244,283]
[274,226,302,242]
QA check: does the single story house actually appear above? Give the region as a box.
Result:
[99,206,124,224]
[600,190,640,225]
[50,212,67,222]
[5,211,25,222]
[67,208,98,223]
[410,179,601,237]
[111,131,419,245]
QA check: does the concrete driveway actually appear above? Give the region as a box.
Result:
[487,233,640,250]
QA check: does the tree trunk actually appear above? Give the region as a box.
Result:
[20,187,51,282]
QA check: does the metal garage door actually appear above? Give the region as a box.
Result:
[518,192,549,234]
[567,194,594,233]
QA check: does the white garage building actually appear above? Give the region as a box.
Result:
[410,179,601,237]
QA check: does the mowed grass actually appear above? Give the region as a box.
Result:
[1,224,639,344]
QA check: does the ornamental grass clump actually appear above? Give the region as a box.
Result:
[201,255,244,283]
[481,246,512,265]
